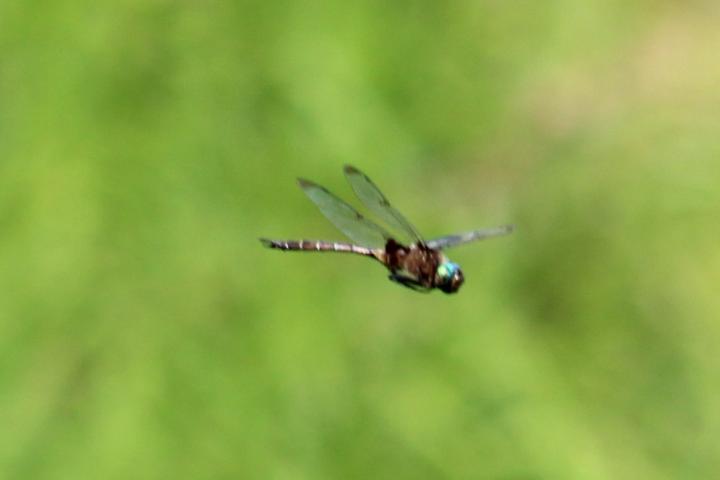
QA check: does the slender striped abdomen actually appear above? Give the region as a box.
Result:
[260,238,375,257]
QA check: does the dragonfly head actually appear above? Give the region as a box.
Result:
[436,261,464,294]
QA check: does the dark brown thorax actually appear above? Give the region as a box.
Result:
[384,239,442,288]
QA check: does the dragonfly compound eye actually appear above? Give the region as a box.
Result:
[436,262,464,293]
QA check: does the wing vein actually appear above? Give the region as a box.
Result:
[426,225,514,250]
[297,178,391,248]
[344,165,424,244]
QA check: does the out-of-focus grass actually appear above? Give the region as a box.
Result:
[1,2,718,479]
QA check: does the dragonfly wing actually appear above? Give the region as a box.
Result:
[344,165,425,245]
[426,225,514,250]
[298,178,392,248]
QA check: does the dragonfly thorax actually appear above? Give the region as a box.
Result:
[435,261,464,294]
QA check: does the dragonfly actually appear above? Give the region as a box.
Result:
[260,165,514,294]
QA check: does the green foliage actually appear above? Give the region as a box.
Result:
[1,1,718,479]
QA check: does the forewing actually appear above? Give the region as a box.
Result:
[344,165,424,245]
[298,178,392,247]
[426,225,514,250]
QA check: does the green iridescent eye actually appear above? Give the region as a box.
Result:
[437,262,460,279]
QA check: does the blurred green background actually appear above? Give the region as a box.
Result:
[1,1,719,479]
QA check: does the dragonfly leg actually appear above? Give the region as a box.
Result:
[388,273,431,293]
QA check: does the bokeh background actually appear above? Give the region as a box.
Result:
[1,1,719,479]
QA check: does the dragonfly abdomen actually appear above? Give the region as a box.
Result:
[260,238,375,256]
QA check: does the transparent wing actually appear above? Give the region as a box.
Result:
[298,178,392,248]
[344,165,425,245]
[425,225,514,250]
